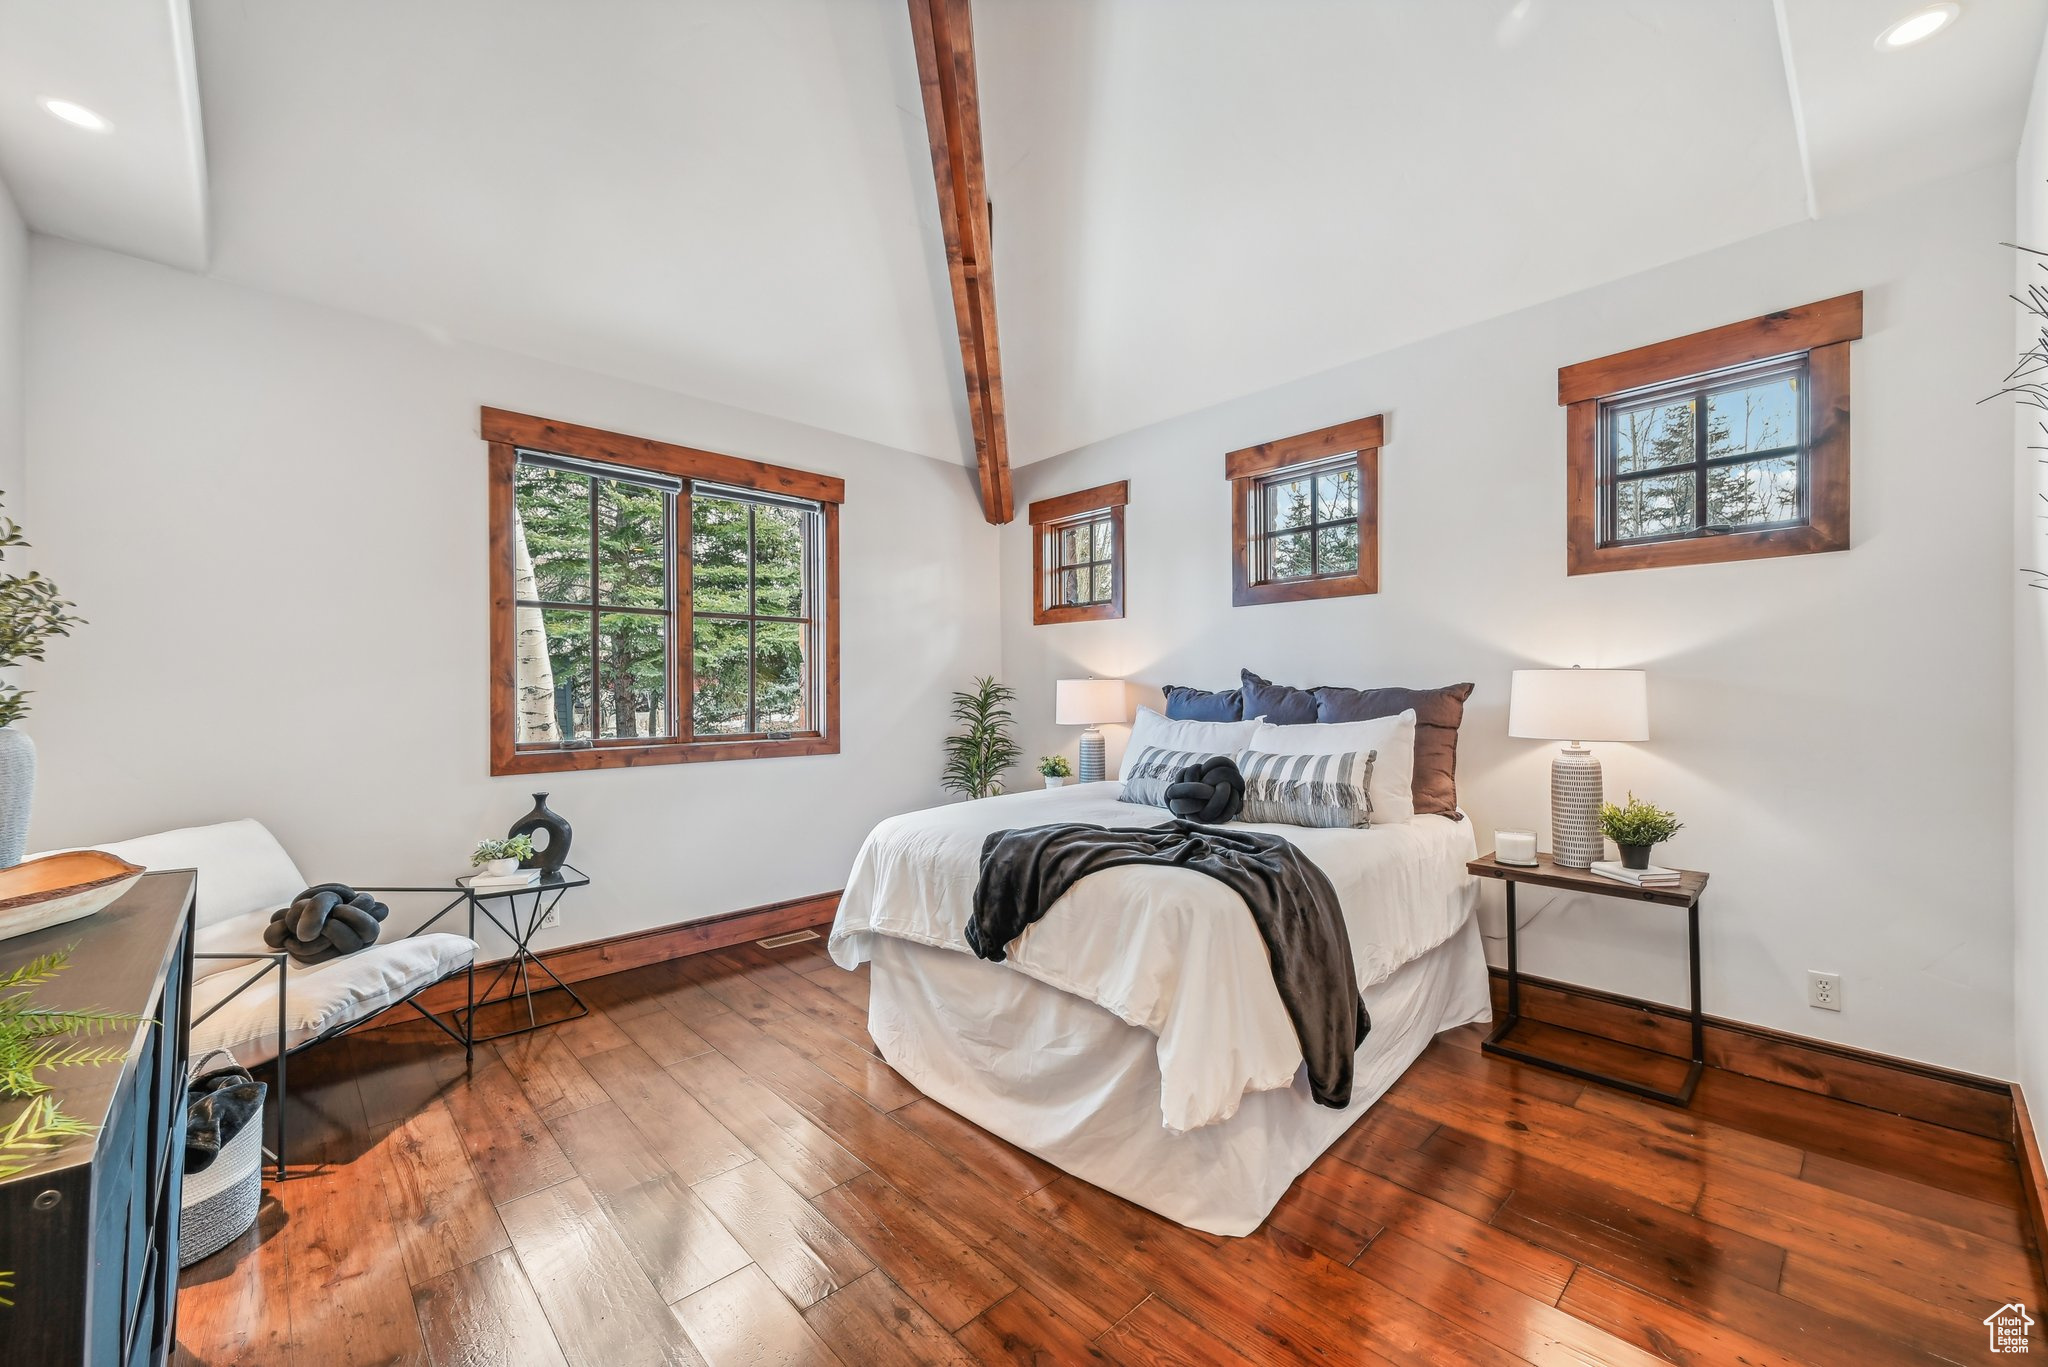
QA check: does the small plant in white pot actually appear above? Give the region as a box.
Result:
[1038,755,1073,789]
[471,835,534,877]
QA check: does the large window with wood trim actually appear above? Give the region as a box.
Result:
[1226,415,1382,606]
[485,408,841,775]
[1030,481,1127,624]
[1559,292,1860,575]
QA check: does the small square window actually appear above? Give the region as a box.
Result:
[1029,482,1127,624]
[1226,415,1382,606]
[1250,454,1363,584]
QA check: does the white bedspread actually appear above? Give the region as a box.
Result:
[829,784,1478,1133]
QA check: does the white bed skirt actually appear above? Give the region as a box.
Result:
[867,913,1491,1237]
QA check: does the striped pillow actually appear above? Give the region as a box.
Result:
[1118,746,1218,810]
[1236,748,1379,828]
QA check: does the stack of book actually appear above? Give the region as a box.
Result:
[461,868,540,891]
[1589,860,1682,888]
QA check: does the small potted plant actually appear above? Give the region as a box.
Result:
[1599,793,1683,870]
[1038,755,1074,789]
[471,835,534,877]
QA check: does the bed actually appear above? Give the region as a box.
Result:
[829,783,1487,1236]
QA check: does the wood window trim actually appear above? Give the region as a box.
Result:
[1227,415,1382,607]
[1029,480,1127,625]
[1560,294,1860,576]
[484,408,842,775]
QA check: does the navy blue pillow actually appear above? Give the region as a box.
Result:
[1162,683,1244,722]
[1239,670,1319,725]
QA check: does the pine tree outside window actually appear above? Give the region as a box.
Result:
[1600,357,1807,547]
[485,409,841,774]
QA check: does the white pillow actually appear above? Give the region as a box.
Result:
[1248,711,1418,825]
[90,819,308,930]
[1119,706,1265,781]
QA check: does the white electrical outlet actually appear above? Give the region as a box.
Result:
[539,908,561,932]
[1807,970,1842,1012]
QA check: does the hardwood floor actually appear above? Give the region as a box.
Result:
[175,937,2046,1365]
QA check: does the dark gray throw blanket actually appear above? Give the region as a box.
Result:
[966,820,1370,1108]
[186,1063,267,1174]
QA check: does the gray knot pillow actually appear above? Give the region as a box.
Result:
[1164,755,1245,825]
[263,883,390,965]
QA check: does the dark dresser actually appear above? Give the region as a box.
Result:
[0,871,196,1367]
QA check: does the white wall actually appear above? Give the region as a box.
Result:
[0,177,24,508]
[1002,165,2016,1077]
[20,237,1000,957]
[2014,32,2048,1146]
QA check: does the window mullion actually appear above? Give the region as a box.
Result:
[587,477,600,741]
[677,488,694,744]
[1693,392,1709,531]
[746,617,759,735]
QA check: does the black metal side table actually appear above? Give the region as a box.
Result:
[1468,852,1710,1107]
[360,864,592,1046]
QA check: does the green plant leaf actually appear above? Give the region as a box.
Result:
[0,1095,95,1180]
[1598,791,1684,846]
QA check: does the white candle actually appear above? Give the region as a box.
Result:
[1495,829,1538,866]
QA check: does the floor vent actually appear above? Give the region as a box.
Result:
[756,929,821,949]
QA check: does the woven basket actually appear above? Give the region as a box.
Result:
[179,1051,266,1267]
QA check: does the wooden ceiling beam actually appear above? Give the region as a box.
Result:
[908,0,1013,524]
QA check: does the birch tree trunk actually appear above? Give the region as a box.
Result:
[511,510,559,742]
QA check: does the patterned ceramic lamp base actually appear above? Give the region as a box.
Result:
[1550,745,1604,869]
[1079,728,1106,784]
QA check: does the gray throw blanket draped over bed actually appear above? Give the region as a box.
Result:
[966,820,1371,1108]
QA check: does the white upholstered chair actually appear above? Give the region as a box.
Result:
[76,819,477,1175]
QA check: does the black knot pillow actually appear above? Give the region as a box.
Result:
[1164,755,1245,824]
[262,883,390,965]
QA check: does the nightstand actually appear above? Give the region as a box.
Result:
[1468,852,1710,1106]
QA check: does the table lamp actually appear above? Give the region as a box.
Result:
[1507,667,1648,869]
[1056,678,1127,783]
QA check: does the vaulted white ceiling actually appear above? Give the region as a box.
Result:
[0,0,209,271]
[0,0,2040,470]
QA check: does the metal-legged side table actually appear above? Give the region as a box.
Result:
[1469,852,1710,1108]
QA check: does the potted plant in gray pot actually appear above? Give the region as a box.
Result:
[0,495,82,867]
[1598,792,1683,870]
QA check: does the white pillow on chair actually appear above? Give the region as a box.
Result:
[91,819,307,929]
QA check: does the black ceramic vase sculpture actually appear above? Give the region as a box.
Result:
[509,792,573,875]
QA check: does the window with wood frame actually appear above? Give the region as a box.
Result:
[1030,481,1127,624]
[1559,292,1861,575]
[484,408,841,775]
[1226,415,1382,606]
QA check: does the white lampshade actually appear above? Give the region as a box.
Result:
[1055,678,1127,726]
[1507,668,1648,743]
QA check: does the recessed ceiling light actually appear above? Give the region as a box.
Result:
[1876,3,1960,51]
[38,98,111,132]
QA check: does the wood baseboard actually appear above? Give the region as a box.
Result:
[370,890,841,1027]
[2015,1086,2048,1258]
[1487,968,2012,1140]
